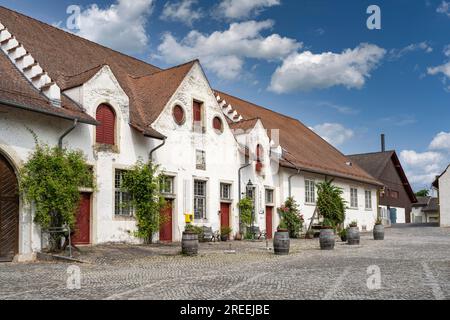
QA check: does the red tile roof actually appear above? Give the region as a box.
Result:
[215,90,382,186]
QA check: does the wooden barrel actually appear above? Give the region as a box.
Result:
[319,229,335,250]
[347,227,360,245]
[373,225,385,240]
[182,232,198,256]
[273,231,290,255]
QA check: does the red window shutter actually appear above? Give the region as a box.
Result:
[193,101,202,123]
[213,117,223,132]
[96,104,115,145]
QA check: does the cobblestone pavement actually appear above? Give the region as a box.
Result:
[0,227,449,300]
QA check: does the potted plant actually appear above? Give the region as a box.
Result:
[182,224,200,256]
[347,220,360,245]
[220,226,233,242]
[339,228,348,242]
[305,229,315,239]
[373,217,385,240]
[277,197,304,239]
[319,218,335,250]
[273,220,290,255]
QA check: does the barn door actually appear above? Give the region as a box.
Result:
[0,154,19,262]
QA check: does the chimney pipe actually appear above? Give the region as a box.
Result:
[381,134,386,152]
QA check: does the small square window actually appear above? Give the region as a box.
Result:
[305,179,316,204]
[265,189,274,204]
[350,188,358,208]
[115,170,133,216]
[365,190,372,209]
[161,176,174,194]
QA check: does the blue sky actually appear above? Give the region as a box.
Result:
[2,0,450,190]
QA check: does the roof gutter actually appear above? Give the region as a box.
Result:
[58,119,78,149]
[0,99,97,125]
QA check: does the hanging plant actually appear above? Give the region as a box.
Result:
[122,160,167,244]
[20,140,93,251]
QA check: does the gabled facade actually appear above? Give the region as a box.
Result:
[0,6,383,262]
[411,196,439,223]
[347,151,417,225]
[432,165,450,227]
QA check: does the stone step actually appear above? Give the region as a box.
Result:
[0,36,13,45]
[15,52,29,62]
[6,44,20,54]
[40,81,55,91]
[30,72,46,81]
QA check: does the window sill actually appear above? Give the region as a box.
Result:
[348,207,359,210]
[114,215,135,221]
[220,199,233,203]
[162,193,176,199]
[94,144,119,154]
[304,202,316,206]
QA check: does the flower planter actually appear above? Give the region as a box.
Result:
[181,231,198,256]
[340,235,347,242]
[347,227,360,245]
[319,228,335,250]
[373,224,385,240]
[220,235,229,242]
[273,230,290,255]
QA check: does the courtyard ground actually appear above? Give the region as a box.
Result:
[0,227,449,300]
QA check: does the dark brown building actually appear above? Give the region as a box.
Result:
[347,150,417,224]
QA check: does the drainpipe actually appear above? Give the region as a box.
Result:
[149,138,166,162]
[288,169,301,198]
[58,119,78,149]
[238,162,251,233]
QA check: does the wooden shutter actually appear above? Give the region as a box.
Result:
[96,104,115,145]
[193,101,202,123]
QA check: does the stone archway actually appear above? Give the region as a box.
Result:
[0,152,19,262]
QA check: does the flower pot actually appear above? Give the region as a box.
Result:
[181,231,198,256]
[347,227,360,245]
[373,224,385,240]
[273,231,290,255]
[319,228,335,250]
[340,235,347,242]
[220,235,229,242]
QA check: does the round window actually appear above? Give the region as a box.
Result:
[213,116,223,133]
[173,105,185,125]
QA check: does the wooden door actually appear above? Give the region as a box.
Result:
[0,154,19,262]
[220,203,230,229]
[72,193,91,245]
[159,200,173,242]
[265,206,273,239]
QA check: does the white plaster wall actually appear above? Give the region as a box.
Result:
[439,170,450,227]
[280,168,379,231]
[411,207,425,223]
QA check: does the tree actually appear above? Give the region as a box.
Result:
[277,197,304,238]
[316,179,346,228]
[122,161,166,244]
[20,142,93,251]
[415,189,429,197]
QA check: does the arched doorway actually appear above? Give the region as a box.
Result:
[0,153,19,262]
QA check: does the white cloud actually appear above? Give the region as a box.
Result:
[389,42,433,60]
[161,0,202,26]
[443,44,450,57]
[437,1,450,17]
[269,43,386,93]
[310,123,354,147]
[156,20,301,79]
[400,132,450,190]
[217,0,281,20]
[428,61,450,78]
[429,132,450,151]
[69,0,154,54]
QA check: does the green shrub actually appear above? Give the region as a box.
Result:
[316,179,346,228]
[277,197,304,238]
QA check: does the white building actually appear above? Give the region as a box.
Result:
[433,165,450,227]
[411,197,439,223]
[0,7,382,262]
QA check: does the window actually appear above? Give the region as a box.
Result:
[365,190,372,209]
[220,183,232,200]
[196,150,206,170]
[256,144,264,173]
[193,100,203,131]
[213,116,223,133]
[115,170,132,216]
[390,190,399,199]
[265,189,274,204]
[161,176,174,195]
[305,179,315,204]
[350,188,358,208]
[173,105,185,125]
[194,180,207,220]
[96,104,116,145]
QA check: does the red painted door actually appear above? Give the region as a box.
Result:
[220,203,230,228]
[265,206,273,239]
[72,193,91,245]
[159,200,173,242]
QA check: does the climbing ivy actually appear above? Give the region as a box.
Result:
[122,160,166,244]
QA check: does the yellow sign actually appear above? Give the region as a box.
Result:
[184,213,194,224]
